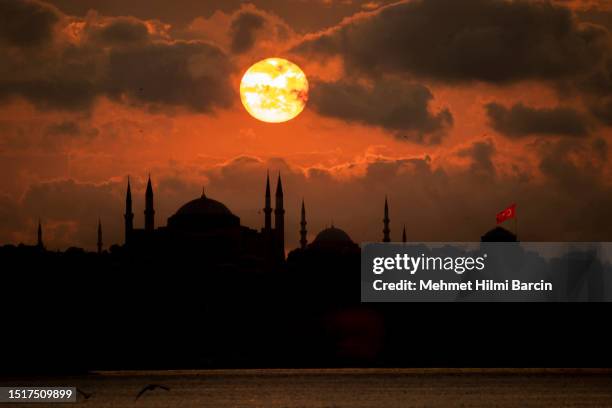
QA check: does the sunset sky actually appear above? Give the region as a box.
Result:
[1,0,612,250]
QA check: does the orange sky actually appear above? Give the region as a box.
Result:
[1,0,612,250]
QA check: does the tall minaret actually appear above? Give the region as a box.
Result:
[275,173,285,260]
[145,174,155,232]
[402,224,407,243]
[37,219,44,249]
[299,198,307,249]
[383,196,391,242]
[263,171,272,232]
[124,177,134,244]
[97,218,103,254]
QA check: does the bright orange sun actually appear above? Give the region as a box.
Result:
[240,57,309,123]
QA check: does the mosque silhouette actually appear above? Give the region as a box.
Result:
[31,170,517,262]
[36,170,452,262]
[121,171,378,263]
[2,171,533,374]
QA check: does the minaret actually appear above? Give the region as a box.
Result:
[383,196,391,242]
[274,173,285,260]
[144,174,155,232]
[36,219,44,249]
[263,171,272,232]
[97,218,103,254]
[299,198,307,249]
[124,177,134,244]
[402,224,407,243]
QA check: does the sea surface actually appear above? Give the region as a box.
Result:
[3,368,612,407]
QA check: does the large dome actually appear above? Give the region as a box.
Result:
[313,226,353,244]
[167,192,240,232]
[174,195,234,217]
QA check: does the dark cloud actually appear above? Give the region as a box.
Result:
[229,11,265,54]
[0,0,234,113]
[592,137,608,161]
[532,138,612,239]
[575,8,612,32]
[44,120,99,147]
[538,137,607,189]
[310,79,453,144]
[458,139,496,177]
[0,0,60,47]
[588,97,612,125]
[45,121,82,136]
[485,103,590,137]
[46,0,399,34]
[0,78,98,111]
[576,56,612,124]
[295,0,610,83]
[88,16,150,45]
[105,41,234,112]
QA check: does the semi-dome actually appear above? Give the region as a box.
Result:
[313,226,353,244]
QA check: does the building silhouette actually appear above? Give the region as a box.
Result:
[36,219,44,249]
[144,175,155,232]
[115,170,391,273]
[97,219,103,254]
[481,226,517,242]
[382,196,390,242]
[124,176,134,245]
[300,199,307,249]
[123,172,287,268]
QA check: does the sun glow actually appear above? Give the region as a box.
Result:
[239,58,309,123]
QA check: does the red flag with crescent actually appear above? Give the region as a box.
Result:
[496,203,516,224]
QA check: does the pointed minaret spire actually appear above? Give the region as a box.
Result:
[37,219,44,249]
[274,172,285,260]
[145,174,155,232]
[263,170,272,232]
[202,186,207,198]
[402,224,407,243]
[124,176,134,245]
[300,198,307,249]
[97,218,103,254]
[383,195,391,242]
[275,172,283,197]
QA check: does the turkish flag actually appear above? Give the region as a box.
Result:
[496,203,516,224]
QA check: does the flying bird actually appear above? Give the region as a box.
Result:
[135,384,171,400]
[76,388,93,400]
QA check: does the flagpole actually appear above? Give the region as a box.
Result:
[515,214,518,240]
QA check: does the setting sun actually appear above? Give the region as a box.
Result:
[240,57,309,123]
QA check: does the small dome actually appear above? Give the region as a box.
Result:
[313,226,353,244]
[481,226,517,242]
[174,196,234,217]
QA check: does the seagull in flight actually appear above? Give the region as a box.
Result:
[76,388,93,400]
[135,384,171,400]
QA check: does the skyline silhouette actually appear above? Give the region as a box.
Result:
[1,0,612,251]
[1,0,612,380]
[14,170,527,254]
[11,171,525,257]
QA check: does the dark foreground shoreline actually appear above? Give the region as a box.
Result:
[2,368,612,407]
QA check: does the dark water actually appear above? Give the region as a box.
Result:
[4,369,612,407]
